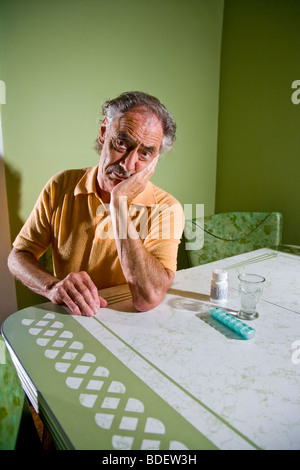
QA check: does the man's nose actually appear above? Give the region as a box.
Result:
[120,149,139,173]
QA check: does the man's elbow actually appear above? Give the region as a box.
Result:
[133,292,165,312]
[132,272,174,312]
[7,248,17,275]
[128,269,174,312]
[7,247,30,277]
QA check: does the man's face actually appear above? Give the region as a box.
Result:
[97,107,163,200]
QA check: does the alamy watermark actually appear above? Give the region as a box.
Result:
[291,80,300,104]
[95,200,204,251]
[291,340,300,365]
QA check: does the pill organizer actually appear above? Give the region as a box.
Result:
[209,307,256,340]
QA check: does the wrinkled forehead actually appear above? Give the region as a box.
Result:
[111,107,164,148]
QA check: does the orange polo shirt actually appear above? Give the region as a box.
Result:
[13,166,184,289]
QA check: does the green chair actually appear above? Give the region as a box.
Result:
[183,212,283,267]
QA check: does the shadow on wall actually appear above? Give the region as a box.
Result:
[5,161,47,309]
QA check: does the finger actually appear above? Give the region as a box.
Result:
[99,296,108,308]
[65,298,83,316]
[74,290,98,317]
[63,274,98,316]
[137,156,159,184]
[79,272,101,311]
[145,155,159,174]
[55,283,82,316]
[66,281,96,316]
[72,271,100,316]
[79,273,108,311]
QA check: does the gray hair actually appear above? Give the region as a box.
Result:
[94,91,176,155]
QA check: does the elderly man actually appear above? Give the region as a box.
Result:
[8,91,184,315]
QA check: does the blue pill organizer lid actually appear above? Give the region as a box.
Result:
[209,307,256,340]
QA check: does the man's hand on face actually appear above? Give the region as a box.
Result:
[49,271,107,316]
[111,155,159,205]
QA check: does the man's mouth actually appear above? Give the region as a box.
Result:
[108,165,131,181]
[111,171,130,181]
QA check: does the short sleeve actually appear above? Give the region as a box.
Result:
[13,181,53,260]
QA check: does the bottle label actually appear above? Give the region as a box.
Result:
[210,284,228,301]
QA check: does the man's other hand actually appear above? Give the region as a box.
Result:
[49,271,107,316]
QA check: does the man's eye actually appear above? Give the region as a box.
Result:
[139,150,151,160]
[116,139,126,148]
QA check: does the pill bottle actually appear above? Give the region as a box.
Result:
[210,269,228,303]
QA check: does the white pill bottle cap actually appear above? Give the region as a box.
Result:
[212,269,228,281]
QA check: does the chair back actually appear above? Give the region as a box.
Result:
[184,211,282,267]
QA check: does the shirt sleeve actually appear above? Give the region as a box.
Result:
[13,180,53,260]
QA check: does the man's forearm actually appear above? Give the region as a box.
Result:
[8,247,107,316]
[8,248,59,298]
[110,195,174,311]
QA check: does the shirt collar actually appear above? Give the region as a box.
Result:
[74,166,98,196]
[74,165,156,206]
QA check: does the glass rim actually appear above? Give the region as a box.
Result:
[238,273,265,283]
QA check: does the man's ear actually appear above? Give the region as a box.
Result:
[98,117,107,144]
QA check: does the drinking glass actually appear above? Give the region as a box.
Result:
[238,273,265,320]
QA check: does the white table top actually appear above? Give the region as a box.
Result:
[2,248,300,450]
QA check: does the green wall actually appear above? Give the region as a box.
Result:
[216,0,300,245]
[0,0,224,307]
